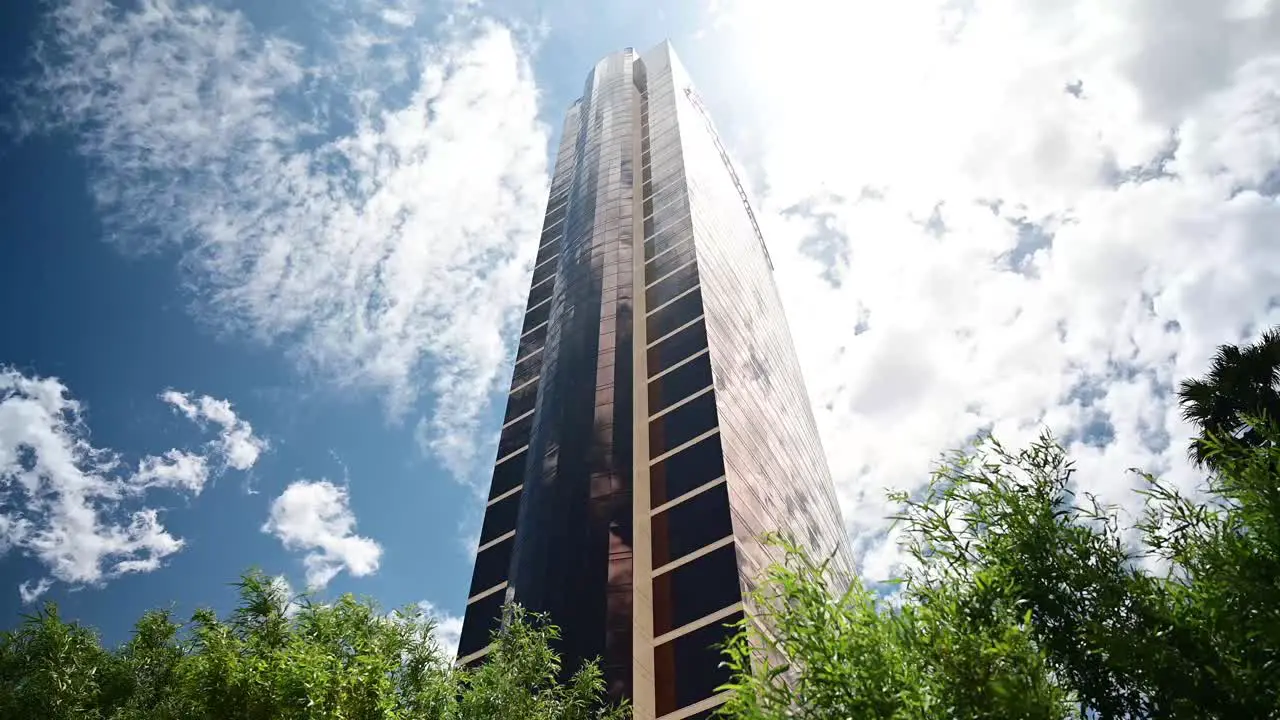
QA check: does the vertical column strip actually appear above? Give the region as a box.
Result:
[630,63,656,720]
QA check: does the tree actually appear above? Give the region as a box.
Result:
[1178,325,1280,469]
[0,572,626,720]
[719,535,1076,720]
[722,421,1280,719]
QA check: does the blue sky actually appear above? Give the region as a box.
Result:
[2,0,1280,653]
[0,0,723,650]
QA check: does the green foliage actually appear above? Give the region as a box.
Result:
[0,572,625,720]
[722,421,1280,719]
[719,534,1075,720]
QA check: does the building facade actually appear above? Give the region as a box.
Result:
[457,42,852,720]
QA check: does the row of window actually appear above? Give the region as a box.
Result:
[641,72,742,720]
[459,63,648,668]
[461,203,568,648]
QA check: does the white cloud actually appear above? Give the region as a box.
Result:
[417,600,464,657]
[263,479,383,588]
[131,449,210,494]
[18,578,53,605]
[0,368,186,590]
[381,8,416,28]
[706,0,1280,579]
[161,391,266,472]
[22,0,550,483]
[0,368,267,598]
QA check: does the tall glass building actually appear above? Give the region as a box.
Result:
[458,42,852,720]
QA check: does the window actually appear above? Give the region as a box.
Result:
[538,222,563,246]
[650,431,724,507]
[652,542,741,634]
[517,323,548,359]
[532,252,558,285]
[646,240,697,284]
[479,487,521,545]
[643,173,688,206]
[647,318,708,374]
[642,194,689,224]
[467,535,513,597]
[504,381,538,423]
[528,277,554,308]
[654,613,743,718]
[521,301,551,335]
[641,145,683,174]
[647,287,704,341]
[531,256,558,287]
[649,389,717,458]
[645,211,692,241]
[644,225,693,262]
[652,481,731,567]
[497,412,534,458]
[649,351,711,415]
[511,352,541,388]
[457,591,504,659]
[646,262,698,311]
[534,240,560,268]
[488,449,526,500]
[542,202,567,229]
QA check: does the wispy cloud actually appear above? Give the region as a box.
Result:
[262,479,382,588]
[0,367,261,599]
[710,0,1280,579]
[162,391,267,472]
[19,0,550,483]
[17,578,54,606]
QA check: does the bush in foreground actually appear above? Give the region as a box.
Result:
[722,419,1280,719]
[0,573,625,720]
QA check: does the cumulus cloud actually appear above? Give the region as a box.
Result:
[0,368,183,591]
[161,391,266,471]
[262,479,382,588]
[20,0,550,483]
[0,367,268,599]
[707,0,1280,579]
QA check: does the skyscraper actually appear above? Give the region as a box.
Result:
[458,42,852,720]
